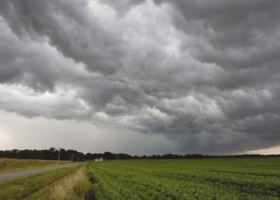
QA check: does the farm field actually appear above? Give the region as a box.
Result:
[88,158,280,200]
[0,158,71,172]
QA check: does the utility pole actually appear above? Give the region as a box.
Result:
[58,148,60,164]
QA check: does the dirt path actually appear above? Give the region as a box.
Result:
[0,163,80,182]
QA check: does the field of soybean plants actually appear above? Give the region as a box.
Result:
[88,158,280,200]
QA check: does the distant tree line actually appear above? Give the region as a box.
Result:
[85,152,209,160]
[85,152,280,160]
[0,148,85,162]
[1,148,279,161]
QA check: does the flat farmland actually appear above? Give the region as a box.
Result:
[88,158,280,200]
[0,158,71,173]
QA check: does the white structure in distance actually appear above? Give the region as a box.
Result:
[95,157,103,162]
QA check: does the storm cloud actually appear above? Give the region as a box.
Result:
[1,0,280,154]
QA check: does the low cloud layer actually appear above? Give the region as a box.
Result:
[1,0,280,154]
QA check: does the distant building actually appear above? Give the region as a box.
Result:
[95,157,103,162]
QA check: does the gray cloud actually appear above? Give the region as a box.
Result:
[0,0,125,75]
[166,0,280,71]
[1,0,280,154]
[96,0,146,15]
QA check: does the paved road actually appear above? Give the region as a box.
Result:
[0,163,79,182]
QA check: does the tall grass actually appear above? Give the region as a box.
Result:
[0,165,80,200]
[49,166,92,200]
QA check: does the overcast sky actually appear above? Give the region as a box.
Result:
[1,0,280,155]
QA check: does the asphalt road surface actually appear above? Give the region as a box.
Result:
[0,163,78,182]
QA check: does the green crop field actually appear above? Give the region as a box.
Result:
[88,158,280,200]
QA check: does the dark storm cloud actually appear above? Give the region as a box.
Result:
[0,18,58,91]
[164,0,280,71]
[1,0,280,154]
[0,0,125,75]
[96,0,146,15]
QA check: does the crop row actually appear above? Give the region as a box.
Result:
[88,158,280,199]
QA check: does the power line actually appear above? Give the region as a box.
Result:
[0,119,56,148]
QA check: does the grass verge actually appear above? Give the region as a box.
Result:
[26,164,93,200]
[0,164,81,200]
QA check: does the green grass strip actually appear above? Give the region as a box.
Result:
[0,164,81,200]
